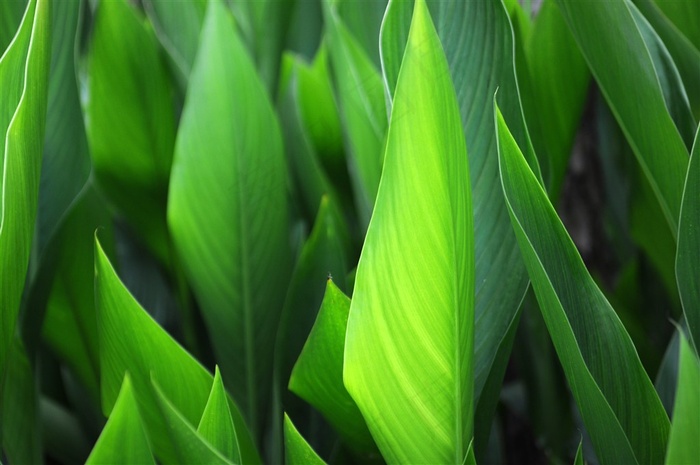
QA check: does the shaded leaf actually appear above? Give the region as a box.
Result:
[85,0,176,264]
[664,333,700,464]
[289,280,374,452]
[496,103,670,464]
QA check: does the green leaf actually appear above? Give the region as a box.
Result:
[521,0,590,197]
[37,0,91,252]
[278,53,341,220]
[343,1,475,463]
[151,379,234,465]
[655,331,681,416]
[677,125,700,352]
[665,333,700,464]
[167,0,290,438]
[496,103,670,465]
[233,0,295,93]
[0,0,25,53]
[653,0,700,51]
[85,0,176,264]
[323,2,387,228]
[634,0,700,120]
[574,440,584,465]
[379,0,537,436]
[289,280,374,452]
[197,366,241,464]
[142,0,207,82]
[0,0,50,453]
[333,0,388,67]
[554,0,688,236]
[41,185,113,399]
[284,414,326,465]
[94,236,260,465]
[86,374,155,465]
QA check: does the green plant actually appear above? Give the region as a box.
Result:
[0,0,698,463]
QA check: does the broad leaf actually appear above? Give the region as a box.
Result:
[94,236,260,464]
[496,104,670,464]
[379,0,536,434]
[664,333,700,464]
[167,0,291,438]
[86,374,155,465]
[554,0,688,235]
[85,0,176,264]
[289,280,374,452]
[284,414,326,465]
[677,125,700,352]
[344,1,475,463]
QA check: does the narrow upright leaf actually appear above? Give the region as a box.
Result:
[496,104,670,465]
[0,0,50,454]
[344,1,475,463]
[167,0,291,437]
[676,125,700,352]
[86,374,155,465]
[94,237,260,465]
[554,0,688,235]
[85,0,176,263]
[664,333,700,464]
[197,366,241,464]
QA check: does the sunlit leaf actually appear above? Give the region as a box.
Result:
[344,1,475,462]
[284,414,326,465]
[197,366,241,463]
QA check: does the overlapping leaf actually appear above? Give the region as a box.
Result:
[380,0,536,432]
[85,0,176,264]
[290,280,374,452]
[0,0,50,460]
[554,0,688,235]
[94,237,260,464]
[344,1,475,462]
[676,125,700,352]
[86,374,155,465]
[496,104,670,464]
[284,414,325,465]
[167,0,291,439]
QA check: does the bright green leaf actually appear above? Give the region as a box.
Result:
[167,0,291,438]
[284,414,326,465]
[344,1,475,463]
[496,103,670,465]
[197,366,241,464]
[289,280,374,452]
[94,236,260,465]
[151,378,234,465]
[86,374,155,465]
